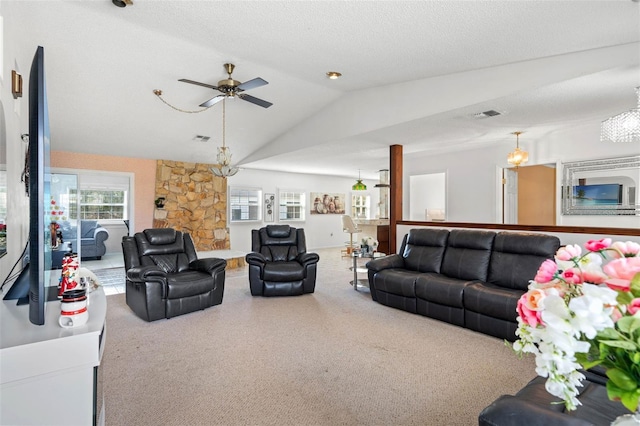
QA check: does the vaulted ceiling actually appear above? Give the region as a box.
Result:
[5,0,640,180]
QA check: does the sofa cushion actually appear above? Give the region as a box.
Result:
[415,273,474,308]
[464,282,524,321]
[402,228,449,273]
[372,269,419,297]
[488,232,560,290]
[440,230,495,281]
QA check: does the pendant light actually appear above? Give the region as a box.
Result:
[352,170,367,191]
[507,131,529,169]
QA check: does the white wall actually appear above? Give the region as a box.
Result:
[403,120,640,229]
[0,3,32,287]
[409,172,446,221]
[226,168,379,252]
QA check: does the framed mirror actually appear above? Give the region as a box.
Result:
[562,155,640,216]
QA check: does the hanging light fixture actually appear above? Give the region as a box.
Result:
[601,86,640,143]
[211,97,239,177]
[352,170,367,190]
[507,131,529,169]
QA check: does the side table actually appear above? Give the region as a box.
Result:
[350,250,385,291]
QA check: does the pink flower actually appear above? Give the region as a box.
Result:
[561,268,583,284]
[611,306,624,322]
[534,259,558,283]
[556,244,581,261]
[582,268,607,284]
[604,258,640,292]
[628,298,640,316]
[611,241,640,258]
[585,238,612,252]
[517,294,542,327]
[604,257,640,280]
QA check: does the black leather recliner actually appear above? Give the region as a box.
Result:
[246,225,319,296]
[122,228,226,321]
[479,368,628,425]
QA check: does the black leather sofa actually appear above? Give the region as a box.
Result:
[366,228,561,341]
[479,367,629,425]
[122,228,226,321]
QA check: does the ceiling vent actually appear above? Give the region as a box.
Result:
[473,110,502,119]
[192,135,211,142]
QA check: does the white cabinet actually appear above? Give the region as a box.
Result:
[0,287,106,425]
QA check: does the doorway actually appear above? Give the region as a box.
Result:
[502,164,556,226]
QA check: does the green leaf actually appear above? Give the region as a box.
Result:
[607,382,640,412]
[600,340,638,350]
[630,272,640,295]
[607,368,638,391]
[617,316,640,335]
[618,291,634,306]
[598,328,621,340]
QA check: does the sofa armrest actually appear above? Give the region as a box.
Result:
[94,227,109,244]
[366,254,404,272]
[297,252,319,267]
[479,395,594,426]
[190,258,227,275]
[246,252,267,266]
[126,265,166,282]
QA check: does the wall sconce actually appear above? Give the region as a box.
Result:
[11,70,23,99]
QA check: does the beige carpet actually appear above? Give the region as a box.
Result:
[103,249,535,426]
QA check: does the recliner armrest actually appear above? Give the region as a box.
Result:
[246,252,267,265]
[297,252,319,267]
[190,258,227,274]
[479,395,593,426]
[366,254,404,272]
[126,265,167,282]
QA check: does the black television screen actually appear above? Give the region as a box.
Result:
[28,45,54,325]
[2,46,54,325]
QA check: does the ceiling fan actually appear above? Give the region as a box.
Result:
[179,63,272,109]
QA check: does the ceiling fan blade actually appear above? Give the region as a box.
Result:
[238,93,273,108]
[237,77,268,91]
[199,95,225,108]
[179,79,218,90]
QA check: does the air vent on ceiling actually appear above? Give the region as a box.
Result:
[192,135,211,142]
[473,110,502,118]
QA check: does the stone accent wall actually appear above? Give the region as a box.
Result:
[153,160,229,251]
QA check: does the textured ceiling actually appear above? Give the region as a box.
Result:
[3,0,640,180]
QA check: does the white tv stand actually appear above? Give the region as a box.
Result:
[0,287,106,425]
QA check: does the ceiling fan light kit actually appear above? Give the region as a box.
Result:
[179,63,272,109]
[210,97,239,178]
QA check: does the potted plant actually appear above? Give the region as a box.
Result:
[155,197,166,209]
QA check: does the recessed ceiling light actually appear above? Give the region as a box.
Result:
[326,71,342,80]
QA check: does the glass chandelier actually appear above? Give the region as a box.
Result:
[507,131,528,169]
[352,170,367,190]
[601,87,640,143]
[211,97,239,177]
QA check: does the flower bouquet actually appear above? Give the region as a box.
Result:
[513,239,640,412]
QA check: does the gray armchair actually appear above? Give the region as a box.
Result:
[59,220,109,260]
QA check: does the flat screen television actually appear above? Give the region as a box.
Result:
[2,46,54,325]
[573,183,623,206]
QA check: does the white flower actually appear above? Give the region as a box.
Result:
[569,284,616,339]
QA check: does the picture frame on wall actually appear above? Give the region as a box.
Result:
[310,192,346,215]
[264,193,275,222]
